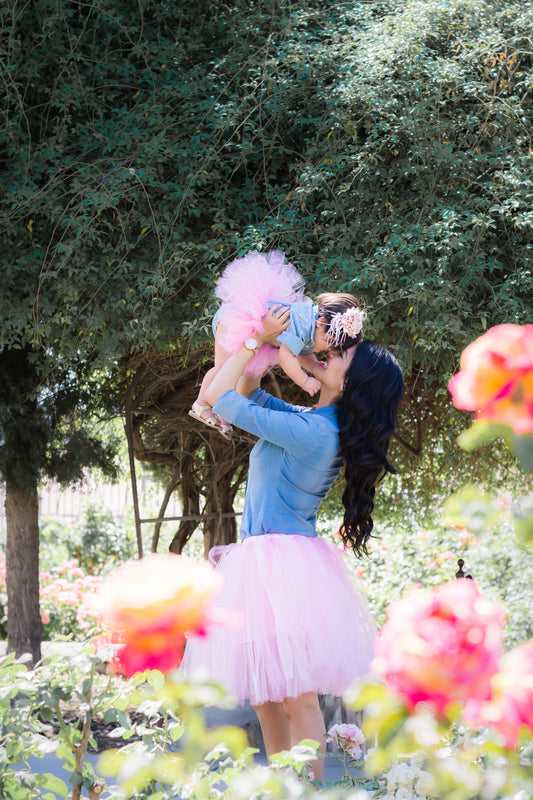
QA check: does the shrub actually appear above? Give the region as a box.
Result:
[334,516,533,649]
[0,555,102,641]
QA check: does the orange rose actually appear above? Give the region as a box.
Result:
[448,324,533,434]
[91,553,223,676]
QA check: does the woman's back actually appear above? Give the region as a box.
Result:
[214,388,343,538]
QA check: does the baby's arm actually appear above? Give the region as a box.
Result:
[298,353,327,374]
[279,344,321,396]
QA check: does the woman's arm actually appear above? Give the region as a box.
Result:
[205,306,290,407]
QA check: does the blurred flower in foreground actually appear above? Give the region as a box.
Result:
[380,754,438,799]
[448,323,533,434]
[372,579,506,715]
[464,640,533,748]
[91,553,224,676]
[326,723,365,759]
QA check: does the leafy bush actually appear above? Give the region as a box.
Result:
[331,515,533,649]
[0,555,101,641]
[67,503,136,576]
[0,648,354,800]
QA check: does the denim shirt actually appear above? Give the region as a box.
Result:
[214,389,343,538]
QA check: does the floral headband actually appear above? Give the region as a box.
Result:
[327,306,365,348]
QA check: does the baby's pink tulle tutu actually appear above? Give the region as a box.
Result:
[215,250,308,377]
[181,534,377,705]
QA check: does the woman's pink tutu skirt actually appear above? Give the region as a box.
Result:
[214,250,308,377]
[181,534,377,706]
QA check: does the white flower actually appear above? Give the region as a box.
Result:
[395,788,416,800]
[409,751,426,769]
[416,770,438,798]
[386,762,417,790]
[404,716,442,748]
[364,746,377,762]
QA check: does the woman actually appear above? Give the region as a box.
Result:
[183,305,403,781]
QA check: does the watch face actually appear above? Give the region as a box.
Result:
[245,338,258,351]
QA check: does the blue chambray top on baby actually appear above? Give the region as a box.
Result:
[267,301,319,356]
[213,302,319,356]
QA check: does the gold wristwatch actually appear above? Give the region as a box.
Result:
[244,337,259,355]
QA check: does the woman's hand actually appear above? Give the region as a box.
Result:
[259,305,290,345]
[205,306,289,407]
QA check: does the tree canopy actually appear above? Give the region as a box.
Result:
[1,0,533,654]
[3,0,532,373]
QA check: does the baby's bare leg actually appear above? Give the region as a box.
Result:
[195,325,230,406]
[237,372,261,397]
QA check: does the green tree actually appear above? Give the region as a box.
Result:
[2,0,533,658]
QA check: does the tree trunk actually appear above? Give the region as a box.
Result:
[5,479,42,665]
[168,446,201,554]
[202,466,238,554]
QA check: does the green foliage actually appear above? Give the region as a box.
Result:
[1,0,532,491]
[2,0,532,373]
[67,503,136,576]
[0,648,357,799]
[0,648,184,799]
[338,518,533,648]
[459,421,533,473]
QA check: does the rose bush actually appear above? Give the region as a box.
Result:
[0,555,102,639]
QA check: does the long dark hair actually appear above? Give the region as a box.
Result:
[336,341,403,557]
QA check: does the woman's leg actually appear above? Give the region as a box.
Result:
[283,692,326,782]
[252,701,291,758]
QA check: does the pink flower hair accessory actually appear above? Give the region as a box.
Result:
[327,306,365,347]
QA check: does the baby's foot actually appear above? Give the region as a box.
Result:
[213,414,233,441]
[189,402,232,441]
[189,401,219,428]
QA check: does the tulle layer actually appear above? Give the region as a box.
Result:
[214,250,308,377]
[181,534,377,705]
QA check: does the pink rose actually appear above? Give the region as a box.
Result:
[464,641,533,747]
[372,580,506,715]
[448,324,533,434]
[327,723,366,760]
